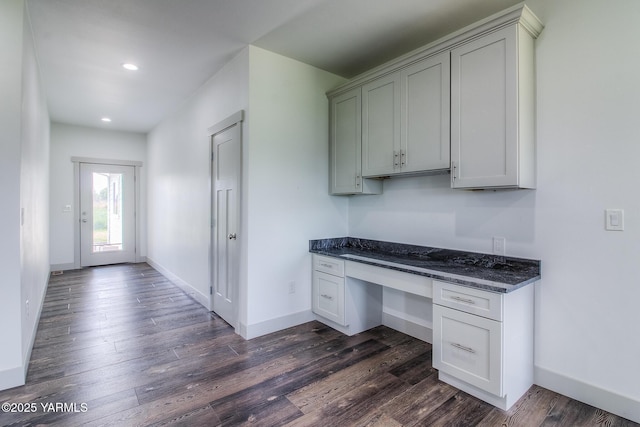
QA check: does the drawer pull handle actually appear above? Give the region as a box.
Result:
[320,263,334,268]
[320,294,334,301]
[451,343,476,354]
[450,296,475,305]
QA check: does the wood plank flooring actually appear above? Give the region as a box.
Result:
[0,263,636,426]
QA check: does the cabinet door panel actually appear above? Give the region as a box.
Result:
[402,52,450,173]
[434,305,503,396]
[451,26,518,188]
[330,89,361,194]
[312,271,345,325]
[362,73,401,177]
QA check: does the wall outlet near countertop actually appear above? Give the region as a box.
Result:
[288,281,296,294]
[493,237,506,256]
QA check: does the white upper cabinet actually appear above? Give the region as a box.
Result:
[362,72,401,177]
[327,4,542,194]
[451,13,542,189]
[361,52,450,178]
[401,52,451,174]
[330,87,382,195]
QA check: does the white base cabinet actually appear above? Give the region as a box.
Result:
[433,280,535,410]
[311,254,536,411]
[311,255,382,335]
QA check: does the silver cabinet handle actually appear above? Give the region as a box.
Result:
[451,342,476,354]
[228,233,237,240]
[320,294,334,301]
[451,161,457,182]
[450,295,475,304]
[394,151,399,167]
[400,149,406,166]
[320,263,333,269]
[355,174,361,187]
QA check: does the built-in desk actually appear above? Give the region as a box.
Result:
[309,237,540,411]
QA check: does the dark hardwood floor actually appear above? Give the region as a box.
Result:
[0,263,636,426]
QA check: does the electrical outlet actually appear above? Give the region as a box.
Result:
[493,237,506,256]
[288,281,296,294]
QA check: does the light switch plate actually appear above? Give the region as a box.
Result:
[605,209,624,231]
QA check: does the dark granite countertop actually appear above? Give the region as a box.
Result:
[309,237,540,293]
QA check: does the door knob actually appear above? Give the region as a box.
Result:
[228,233,237,240]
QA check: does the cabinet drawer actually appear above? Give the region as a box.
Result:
[313,254,345,277]
[433,280,503,321]
[433,304,503,396]
[312,271,345,326]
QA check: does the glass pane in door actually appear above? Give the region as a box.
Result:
[92,172,124,253]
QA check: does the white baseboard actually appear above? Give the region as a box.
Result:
[439,371,515,411]
[241,310,315,340]
[0,365,25,391]
[50,262,76,272]
[146,257,210,310]
[382,311,432,343]
[23,270,49,379]
[0,268,51,392]
[51,258,147,273]
[535,365,640,424]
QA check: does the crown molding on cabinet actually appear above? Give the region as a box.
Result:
[327,3,543,98]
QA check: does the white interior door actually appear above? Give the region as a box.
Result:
[211,123,241,327]
[80,163,136,267]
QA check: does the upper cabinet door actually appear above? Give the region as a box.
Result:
[330,88,361,194]
[451,24,536,189]
[362,72,401,177]
[361,53,450,178]
[401,52,451,173]
[330,87,382,195]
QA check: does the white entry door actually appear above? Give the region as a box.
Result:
[80,163,136,267]
[211,123,241,327]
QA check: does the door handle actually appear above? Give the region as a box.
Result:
[228,233,237,240]
[82,219,88,223]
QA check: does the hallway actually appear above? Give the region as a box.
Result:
[0,264,635,426]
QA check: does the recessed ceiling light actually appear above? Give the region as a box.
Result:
[122,63,139,71]
[101,117,112,122]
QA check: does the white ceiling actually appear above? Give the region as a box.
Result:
[26,0,521,133]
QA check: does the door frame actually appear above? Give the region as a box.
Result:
[208,110,244,325]
[71,157,143,269]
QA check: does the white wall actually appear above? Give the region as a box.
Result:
[49,123,147,269]
[0,0,27,390]
[146,45,346,336]
[147,47,250,309]
[245,46,346,335]
[20,0,51,375]
[348,0,640,421]
[0,0,51,390]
